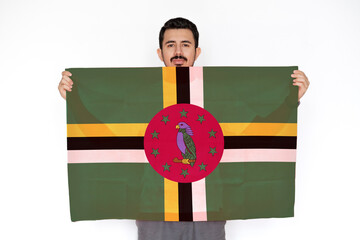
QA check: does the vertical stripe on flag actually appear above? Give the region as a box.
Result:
[176,67,190,104]
[190,66,204,108]
[164,179,179,221]
[191,178,207,221]
[190,67,208,221]
[162,67,177,108]
[176,67,193,221]
[162,66,179,221]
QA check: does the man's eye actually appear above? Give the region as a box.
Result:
[183,44,189,47]
[167,44,174,47]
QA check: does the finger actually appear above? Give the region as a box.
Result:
[293,70,308,80]
[293,78,306,84]
[293,70,304,75]
[62,71,72,77]
[58,80,72,90]
[293,78,309,88]
[59,83,72,92]
[292,75,309,86]
[62,75,73,85]
[291,73,307,79]
[293,81,307,89]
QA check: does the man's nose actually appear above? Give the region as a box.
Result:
[175,45,182,55]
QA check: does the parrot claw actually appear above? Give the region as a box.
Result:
[182,159,190,164]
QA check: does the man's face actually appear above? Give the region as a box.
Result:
[157,29,201,67]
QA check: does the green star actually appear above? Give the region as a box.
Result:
[163,163,171,172]
[209,147,217,156]
[197,115,205,124]
[208,129,217,138]
[151,130,160,139]
[199,162,207,171]
[161,115,170,125]
[151,148,159,157]
[180,169,189,178]
[180,109,188,118]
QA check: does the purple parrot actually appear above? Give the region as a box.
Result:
[175,122,196,165]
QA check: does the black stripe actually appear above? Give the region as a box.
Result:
[176,67,190,104]
[178,183,193,221]
[67,137,144,150]
[67,136,296,150]
[224,136,297,149]
[175,67,193,221]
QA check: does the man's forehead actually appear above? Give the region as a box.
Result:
[163,29,194,42]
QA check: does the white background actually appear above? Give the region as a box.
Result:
[1,0,359,239]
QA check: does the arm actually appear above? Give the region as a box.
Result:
[58,71,73,99]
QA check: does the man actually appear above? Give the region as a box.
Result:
[58,17,309,240]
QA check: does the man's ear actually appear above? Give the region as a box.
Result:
[157,48,164,61]
[195,47,201,61]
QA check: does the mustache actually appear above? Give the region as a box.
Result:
[171,55,187,62]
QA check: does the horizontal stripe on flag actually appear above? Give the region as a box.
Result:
[224,136,296,149]
[67,149,296,164]
[67,123,296,137]
[68,150,148,163]
[67,136,295,150]
[67,123,148,137]
[220,123,297,136]
[67,137,144,150]
[220,149,296,162]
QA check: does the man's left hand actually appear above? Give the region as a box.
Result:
[291,70,310,101]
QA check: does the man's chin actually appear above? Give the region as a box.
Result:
[164,61,193,67]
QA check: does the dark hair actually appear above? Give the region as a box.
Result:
[159,17,199,49]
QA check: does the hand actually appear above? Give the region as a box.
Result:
[58,71,73,100]
[291,70,309,101]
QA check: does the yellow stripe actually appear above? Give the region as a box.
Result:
[162,67,179,221]
[67,123,148,137]
[67,123,296,137]
[162,67,177,108]
[220,123,297,136]
[164,178,179,221]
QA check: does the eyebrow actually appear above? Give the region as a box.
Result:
[165,40,193,45]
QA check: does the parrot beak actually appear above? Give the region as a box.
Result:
[176,125,180,129]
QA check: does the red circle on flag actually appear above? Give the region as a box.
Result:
[144,104,224,183]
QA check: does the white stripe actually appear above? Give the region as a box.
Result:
[68,150,148,163]
[220,149,297,162]
[190,67,204,108]
[189,66,207,220]
[192,178,208,221]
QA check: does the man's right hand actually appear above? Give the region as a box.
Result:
[58,71,73,100]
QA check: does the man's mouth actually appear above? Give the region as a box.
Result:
[171,56,187,66]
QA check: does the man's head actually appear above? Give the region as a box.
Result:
[157,17,201,67]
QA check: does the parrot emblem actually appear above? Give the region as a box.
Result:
[173,121,197,166]
[144,103,224,183]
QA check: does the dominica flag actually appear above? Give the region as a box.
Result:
[66,66,298,222]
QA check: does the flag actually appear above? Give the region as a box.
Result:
[66,66,298,222]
